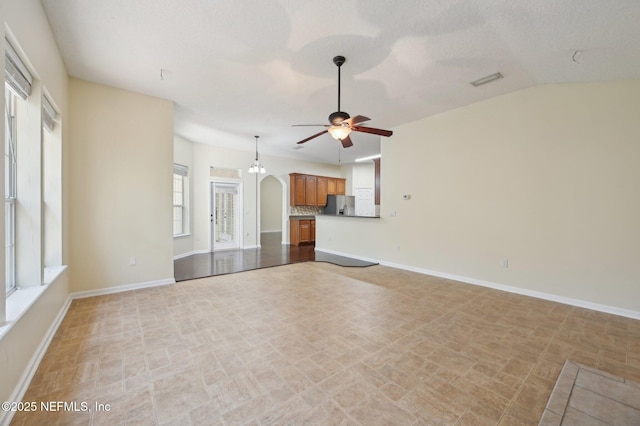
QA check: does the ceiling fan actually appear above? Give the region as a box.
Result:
[294,56,393,148]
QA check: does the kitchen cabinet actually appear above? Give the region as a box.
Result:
[327,178,337,195]
[290,219,314,245]
[305,176,317,206]
[292,174,306,206]
[317,177,328,206]
[290,173,346,206]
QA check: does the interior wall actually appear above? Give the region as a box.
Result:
[260,175,282,233]
[317,80,640,314]
[190,142,342,252]
[173,135,194,257]
[0,0,70,412]
[68,78,174,292]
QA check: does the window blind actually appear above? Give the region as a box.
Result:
[173,163,188,176]
[5,40,33,100]
[42,95,58,132]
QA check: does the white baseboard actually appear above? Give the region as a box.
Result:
[71,277,176,300]
[0,296,72,426]
[314,247,640,320]
[173,249,210,260]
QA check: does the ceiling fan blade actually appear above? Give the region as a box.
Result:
[351,125,393,137]
[340,135,354,148]
[343,115,370,126]
[296,130,329,144]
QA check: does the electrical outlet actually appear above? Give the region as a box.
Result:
[501,259,509,268]
[129,256,136,266]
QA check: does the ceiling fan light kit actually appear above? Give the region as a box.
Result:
[293,55,393,149]
[248,135,266,174]
[328,125,351,141]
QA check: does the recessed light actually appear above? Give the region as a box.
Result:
[470,72,503,87]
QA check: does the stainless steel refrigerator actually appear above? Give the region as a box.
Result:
[324,195,356,216]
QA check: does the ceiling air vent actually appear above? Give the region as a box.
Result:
[470,72,503,87]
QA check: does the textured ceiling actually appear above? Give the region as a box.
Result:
[41,0,640,164]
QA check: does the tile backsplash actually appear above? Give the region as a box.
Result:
[289,206,323,216]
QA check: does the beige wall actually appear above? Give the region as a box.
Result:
[260,176,282,233]
[0,0,70,411]
[68,78,174,292]
[317,81,640,314]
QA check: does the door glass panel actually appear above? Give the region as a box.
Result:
[213,183,239,249]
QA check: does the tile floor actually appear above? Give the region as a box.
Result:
[9,263,640,425]
[539,360,640,425]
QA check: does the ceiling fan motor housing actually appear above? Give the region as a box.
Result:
[329,111,350,125]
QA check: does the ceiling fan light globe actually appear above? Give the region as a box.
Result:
[328,126,351,141]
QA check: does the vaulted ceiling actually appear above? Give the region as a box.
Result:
[41,0,640,164]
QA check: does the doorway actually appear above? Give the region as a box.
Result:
[211,181,242,251]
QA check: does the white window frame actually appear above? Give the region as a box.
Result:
[173,164,189,237]
[5,86,17,294]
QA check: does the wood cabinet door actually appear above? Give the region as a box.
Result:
[327,178,337,195]
[299,220,311,243]
[317,177,328,206]
[305,176,317,206]
[336,178,346,195]
[289,220,300,245]
[293,175,306,206]
[311,220,316,242]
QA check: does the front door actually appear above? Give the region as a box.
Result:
[211,182,241,251]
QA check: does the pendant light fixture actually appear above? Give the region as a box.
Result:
[248,135,266,174]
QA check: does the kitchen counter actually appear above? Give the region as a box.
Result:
[319,214,380,219]
[289,215,316,220]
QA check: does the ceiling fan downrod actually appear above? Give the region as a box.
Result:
[334,55,345,112]
[329,56,349,125]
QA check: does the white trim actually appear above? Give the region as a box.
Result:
[173,249,210,260]
[70,278,175,300]
[0,266,68,338]
[314,247,640,320]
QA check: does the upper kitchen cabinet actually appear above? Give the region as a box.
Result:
[305,175,317,206]
[290,173,345,206]
[291,174,307,206]
[317,177,328,206]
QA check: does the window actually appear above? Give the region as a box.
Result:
[173,164,188,236]
[4,86,17,294]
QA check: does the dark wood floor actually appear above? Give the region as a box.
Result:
[174,232,377,282]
